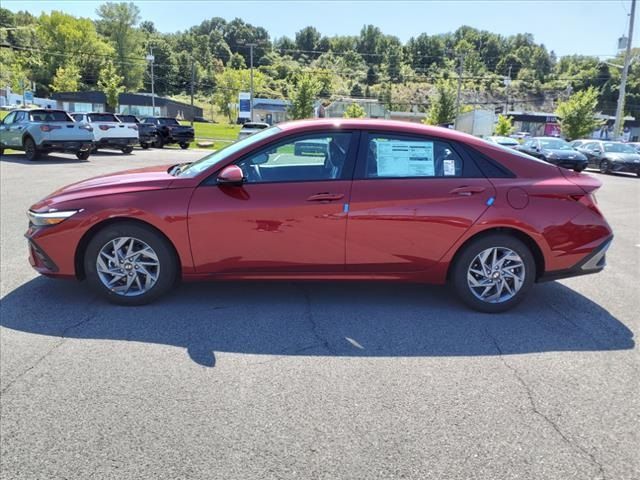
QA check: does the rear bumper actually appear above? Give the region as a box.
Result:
[40,140,93,153]
[610,162,640,174]
[554,159,588,171]
[538,236,613,282]
[139,132,158,143]
[95,137,138,148]
[166,133,195,143]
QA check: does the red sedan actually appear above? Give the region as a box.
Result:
[26,119,612,312]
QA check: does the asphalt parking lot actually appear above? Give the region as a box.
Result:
[1,148,639,480]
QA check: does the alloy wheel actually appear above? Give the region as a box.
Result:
[467,247,526,304]
[96,236,160,296]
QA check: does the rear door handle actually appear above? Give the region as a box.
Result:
[307,193,345,202]
[449,186,486,196]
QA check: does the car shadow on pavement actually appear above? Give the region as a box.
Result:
[0,153,88,164]
[0,277,634,367]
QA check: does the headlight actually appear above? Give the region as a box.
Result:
[27,209,81,226]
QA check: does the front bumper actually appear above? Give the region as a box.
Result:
[538,236,613,282]
[139,133,158,143]
[610,161,640,174]
[552,158,588,171]
[40,140,93,153]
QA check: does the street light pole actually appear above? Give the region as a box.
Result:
[146,48,155,116]
[613,0,636,139]
[247,43,257,122]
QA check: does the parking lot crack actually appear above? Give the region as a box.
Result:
[296,284,337,355]
[484,328,607,480]
[1,299,99,395]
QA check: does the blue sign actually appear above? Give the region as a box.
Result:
[24,91,34,103]
[238,92,251,119]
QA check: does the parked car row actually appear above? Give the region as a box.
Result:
[486,134,640,176]
[0,108,195,161]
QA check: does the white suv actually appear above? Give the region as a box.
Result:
[71,112,138,154]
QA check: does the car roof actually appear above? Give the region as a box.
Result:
[532,136,566,141]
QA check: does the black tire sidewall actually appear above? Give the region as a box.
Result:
[84,222,177,305]
[24,137,38,161]
[76,151,90,160]
[451,234,536,313]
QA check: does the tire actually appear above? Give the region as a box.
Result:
[76,150,90,161]
[141,142,149,150]
[84,222,178,306]
[121,146,134,154]
[154,139,164,149]
[0,146,4,156]
[24,137,40,161]
[599,159,610,174]
[179,142,189,150]
[451,233,536,313]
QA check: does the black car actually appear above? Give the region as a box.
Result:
[517,137,588,172]
[580,140,640,176]
[140,117,194,149]
[115,114,159,149]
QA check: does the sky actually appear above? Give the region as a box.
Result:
[3,0,638,58]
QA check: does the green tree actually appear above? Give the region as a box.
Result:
[343,103,366,118]
[213,68,266,122]
[289,74,321,119]
[229,52,246,69]
[98,61,125,109]
[494,114,514,136]
[96,2,145,91]
[555,87,602,140]
[424,79,457,126]
[350,83,363,97]
[49,63,81,92]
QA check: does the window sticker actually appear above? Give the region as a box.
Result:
[375,140,435,177]
[443,159,456,176]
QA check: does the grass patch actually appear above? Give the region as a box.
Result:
[180,121,241,150]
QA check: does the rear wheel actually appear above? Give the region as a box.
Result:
[24,137,40,161]
[0,146,4,156]
[451,234,535,313]
[121,146,134,154]
[76,150,90,161]
[599,159,610,174]
[140,142,149,149]
[179,142,189,150]
[154,139,164,148]
[84,222,178,306]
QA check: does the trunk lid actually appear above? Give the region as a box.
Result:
[558,167,602,193]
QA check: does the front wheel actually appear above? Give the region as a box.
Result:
[179,142,189,150]
[84,222,178,306]
[451,234,535,313]
[121,146,134,154]
[24,137,40,161]
[599,159,610,174]
[76,150,91,161]
[140,142,149,150]
[154,139,164,149]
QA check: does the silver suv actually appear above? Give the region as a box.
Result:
[0,108,94,161]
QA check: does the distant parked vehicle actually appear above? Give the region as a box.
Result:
[141,117,194,149]
[115,114,159,150]
[238,122,270,140]
[580,140,640,176]
[193,116,213,123]
[629,142,640,154]
[569,139,590,150]
[510,132,531,142]
[485,136,520,148]
[0,108,93,161]
[516,137,588,172]
[71,112,138,154]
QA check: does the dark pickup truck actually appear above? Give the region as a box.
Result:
[115,114,159,149]
[140,117,194,149]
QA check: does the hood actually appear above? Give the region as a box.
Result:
[543,149,586,160]
[32,164,175,210]
[606,152,640,162]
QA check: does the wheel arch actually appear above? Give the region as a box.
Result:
[446,227,545,281]
[74,217,182,280]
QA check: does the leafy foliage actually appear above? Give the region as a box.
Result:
[289,74,321,119]
[494,114,514,136]
[343,103,366,118]
[49,63,81,92]
[98,61,125,107]
[424,80,457,126]
[555,87,602,140]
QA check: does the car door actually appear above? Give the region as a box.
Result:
[0,111,17,147]
[187,131,359,274]
[582,142,601,167]
[346,132,495,273]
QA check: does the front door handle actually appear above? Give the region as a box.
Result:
[449,186,486,196]
[307,192,345,202]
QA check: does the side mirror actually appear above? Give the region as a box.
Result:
[217,165,244,185]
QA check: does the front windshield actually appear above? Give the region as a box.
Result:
[603,142,636,153]
[158,118,180,126]
[177,126,282,177]
[539,139,572,150]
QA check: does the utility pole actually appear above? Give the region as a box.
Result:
[190,59,195,126]
[247,43,257,122]
[146,47,155,116]
[453,54,464,129]
[504,65,512,115]
[613,0,636,140]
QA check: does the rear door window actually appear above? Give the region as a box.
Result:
[88,113,118,122]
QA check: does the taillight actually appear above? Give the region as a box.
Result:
[570,193,601,215]
[39,125,61,132]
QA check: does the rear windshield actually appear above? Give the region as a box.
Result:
[603,142,636,153]
[539,138,572,150]
[158,118,180,126]
[116,115,138,123]
[29,110,72,122]
[242,123,269,130]
[88,113,118,122]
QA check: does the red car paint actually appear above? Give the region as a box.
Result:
[26,119,612,287]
